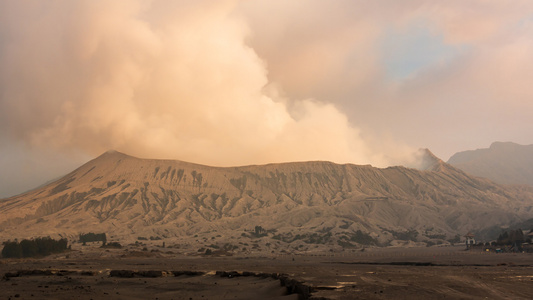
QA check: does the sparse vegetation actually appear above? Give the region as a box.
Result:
[272,231,332,244]
[447,234,461,245]
[339,221,352,229]
[107,181,117,187]
[222,243,238,251]
[230,176,247,192]
[425,233,446,240]
[496,229,524,246]
[79,232,107,244]
[2,237,68,258]
[241,225,276,238]
[101,242,122,249]
[190,170,204,187]
[252,225,267,237]
[339,230,377,246]
[49,177,76,195]
[390,229,419,242]
[337,240,356,248]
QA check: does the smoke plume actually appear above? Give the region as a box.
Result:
[0,0,408,168]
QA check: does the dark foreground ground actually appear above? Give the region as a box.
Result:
[1,246,532,299]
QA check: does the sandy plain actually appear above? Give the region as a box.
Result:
[1,244,532,300]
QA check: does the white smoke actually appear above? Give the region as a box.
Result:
[0,0,413,169]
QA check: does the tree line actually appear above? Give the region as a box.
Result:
[79,232,107,244]
[1,237,68,258]
[496,229,526,246]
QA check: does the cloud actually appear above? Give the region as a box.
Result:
[240,0,533,159]
[0,0,410,172]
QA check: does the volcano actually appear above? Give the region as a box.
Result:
[1,150,531,250]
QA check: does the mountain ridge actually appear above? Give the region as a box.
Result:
[448,142,533,186]
[1,150,532,252]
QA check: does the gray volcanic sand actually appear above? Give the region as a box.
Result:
[1,274,295,300]
[2,245,533,299]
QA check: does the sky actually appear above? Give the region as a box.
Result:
[1,0,533,198]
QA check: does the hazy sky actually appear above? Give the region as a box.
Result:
[1,0,533,198]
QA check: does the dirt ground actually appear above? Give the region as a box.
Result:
[1,245,532,299]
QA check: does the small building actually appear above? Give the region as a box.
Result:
[464,232,475,248]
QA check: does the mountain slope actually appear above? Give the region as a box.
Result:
[448,142,533,186]
[1,150,532,249]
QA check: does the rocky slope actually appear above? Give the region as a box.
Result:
[448,142,533,186]
[1,150,532,251]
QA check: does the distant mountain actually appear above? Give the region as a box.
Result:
[448,142,533,186]
[1,150,532,251]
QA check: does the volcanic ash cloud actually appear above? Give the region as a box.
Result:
[0,0,413,167]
